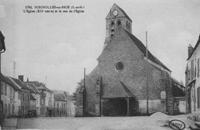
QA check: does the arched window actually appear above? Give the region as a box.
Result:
[110,29,115,37]
[111,21,115,26]
[117,20,121,26]
[115,62,124,71]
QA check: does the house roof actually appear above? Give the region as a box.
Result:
[171,78,185,89]
[125,30,171,72]
[26,81,51,92]
[53,90,67,101]
[171,78,185,97]
[26,84,36,93]
[8,77,22,90]
[11,78,30,91]
[26,83,40,94]
[0,74,21,91]
[187,35,200,60]
[30,94,37,100]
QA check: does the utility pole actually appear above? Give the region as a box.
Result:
[99,76,103,116]
[0,53,1,102]
[145,31,149,115]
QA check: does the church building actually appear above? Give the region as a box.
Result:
[75,4,175,116]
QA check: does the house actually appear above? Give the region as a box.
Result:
[8,77,22,117]
[53,90,68,117]
[66,95,76,117]
[25,82,41,116]
[0,74,21,117]
[26,80,54,117]
[74,82,85,116]
[185,34,200,113]
[11,76,31,117]
[171,78,186,114]
[75,4,177,116]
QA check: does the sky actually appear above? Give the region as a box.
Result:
[0,0,200,94]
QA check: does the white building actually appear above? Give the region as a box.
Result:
[66,96,75,117]
[0,74,21,117]
[26,81,54,116]
[9,77,22,116]
[186,35,200,113]
[53,90,68,117]
[26,83,41,116]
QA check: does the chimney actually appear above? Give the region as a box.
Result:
[188,44,193,58]
[18,75,24,82]
[198,34,200,43]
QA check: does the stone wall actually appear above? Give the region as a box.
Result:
[75,29,173,116]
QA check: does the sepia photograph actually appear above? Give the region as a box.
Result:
[0,0,200,130]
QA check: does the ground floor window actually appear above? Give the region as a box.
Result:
[8,104,10,116]
[12,104,14,115]
[3,103,6,115]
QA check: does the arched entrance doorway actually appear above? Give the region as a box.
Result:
[102,97,139,116]
[103,98,127,116]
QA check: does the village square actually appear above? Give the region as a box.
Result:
[0,1,200,130]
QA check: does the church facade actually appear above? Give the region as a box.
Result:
[75,4,174,116]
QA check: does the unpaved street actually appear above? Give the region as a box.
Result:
[15,116,171,130]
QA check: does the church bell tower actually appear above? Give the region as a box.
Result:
[106,4,132,38]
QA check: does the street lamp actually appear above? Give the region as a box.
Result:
[0,30,6,125]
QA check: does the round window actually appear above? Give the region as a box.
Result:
[115,62,124,71]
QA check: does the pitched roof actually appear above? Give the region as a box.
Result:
[125,30,171,72]
[26,82,40,94]
[26,81,51,92]
[8,77,22,90]
[113,4,132,22]
[11,78,30,90]
[106,4,132,22]
[187,35,200,60]
[171,78,185,97]
[53,90,67,101]
[30,94,37,100]
[171,78,185,89]
[0,74,21,91]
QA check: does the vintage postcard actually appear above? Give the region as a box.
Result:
[0,0,200,130]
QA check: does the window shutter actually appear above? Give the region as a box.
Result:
[198,87,200,108]
[198,59,199,77]
[191,60,194,79]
